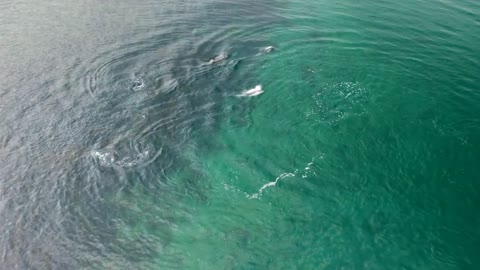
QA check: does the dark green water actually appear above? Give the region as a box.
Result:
[1,0,480,269]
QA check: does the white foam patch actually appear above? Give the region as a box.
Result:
[116,150,150,168]
[131,77,145,91]
[91,146,154,168]
[91,150,116,166]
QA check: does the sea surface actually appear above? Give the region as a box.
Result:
[1,0,480,269]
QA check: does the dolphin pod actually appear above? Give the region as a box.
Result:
[208,46,275,97]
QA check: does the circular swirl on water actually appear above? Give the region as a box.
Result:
[0,0,288,268]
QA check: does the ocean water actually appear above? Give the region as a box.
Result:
[1,0,480,269]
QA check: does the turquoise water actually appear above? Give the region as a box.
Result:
[1,0,480,269]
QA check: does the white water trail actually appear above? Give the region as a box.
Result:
[246,159,315,199]
[247,173,295,199]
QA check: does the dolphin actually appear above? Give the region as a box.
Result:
[237,85,263,97]
[208,53,228,64]
[261,46,275,54]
